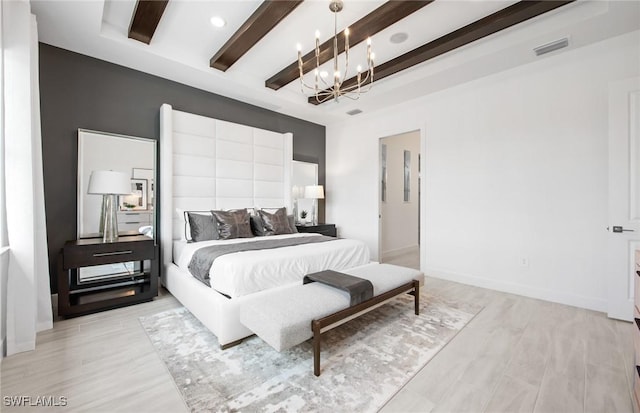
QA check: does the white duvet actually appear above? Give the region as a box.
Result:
[175,233,371,298]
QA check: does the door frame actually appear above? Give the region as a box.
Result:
[377,128,426,269]
[607,76,640,321]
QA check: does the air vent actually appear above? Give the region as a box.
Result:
[533,38,569,56]
[346,109,363,116]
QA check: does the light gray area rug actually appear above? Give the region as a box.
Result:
[140,292,481,413]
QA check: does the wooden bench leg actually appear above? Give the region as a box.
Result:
[414,280,420,315]
[312,320,321,376]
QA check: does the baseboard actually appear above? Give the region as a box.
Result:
[381,245,419,261]
[426,267,607,313]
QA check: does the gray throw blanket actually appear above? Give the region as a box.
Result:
[188,235,336,286]
[303,270,374,306]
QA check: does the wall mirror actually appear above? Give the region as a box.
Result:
[292,160,318,224]
[77,129,156,239]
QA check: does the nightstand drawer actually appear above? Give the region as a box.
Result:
[63,236,154,268]
[296,224,337,237]
[314,228,336,237]
[117,211,152,223]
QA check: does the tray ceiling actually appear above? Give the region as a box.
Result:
[31,0,640,125]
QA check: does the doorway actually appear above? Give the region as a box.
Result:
[379,131,420,269]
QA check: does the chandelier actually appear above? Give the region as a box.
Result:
[297,0,374,104]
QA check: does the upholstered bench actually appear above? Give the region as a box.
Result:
[239,263,424,376]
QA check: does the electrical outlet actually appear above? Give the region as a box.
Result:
[520,257,529,267]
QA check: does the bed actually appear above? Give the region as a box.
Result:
[159,104,370,347]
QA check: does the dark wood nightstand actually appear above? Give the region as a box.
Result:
[57,235,158,317]
[296,223,337,237]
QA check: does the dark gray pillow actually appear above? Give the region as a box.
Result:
[211,209,253,240]
[185,211,218,242]
[258,207,293,235]
[250,215,267,236]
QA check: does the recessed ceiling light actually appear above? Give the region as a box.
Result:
[390,32,408,44]
[210,16,226,28]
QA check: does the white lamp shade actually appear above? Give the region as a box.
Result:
[88,170,131,195]
[304,185,325,199]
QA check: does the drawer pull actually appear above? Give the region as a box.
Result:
[124,222,140,224]
[93,250,133,257]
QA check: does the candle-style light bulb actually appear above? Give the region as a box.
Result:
[367,37,371,46]
[344,27,350,37]
[357,65,362,73]
[296,43,302,51]
[315,30,320,39]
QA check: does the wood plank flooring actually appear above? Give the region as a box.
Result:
[1,269,633,412]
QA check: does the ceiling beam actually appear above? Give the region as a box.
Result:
[309,0,575,105]
[265,1,434,91]
[128,0,169,44]
[210,1,304,72]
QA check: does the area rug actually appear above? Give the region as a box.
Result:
[140,292,481,413]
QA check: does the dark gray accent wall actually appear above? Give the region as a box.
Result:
[39,43,326,293]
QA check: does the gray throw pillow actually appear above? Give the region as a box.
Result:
[250,215,267,236]
[211,209,253,239]
[185,211,218,242]
[258,207,293,235]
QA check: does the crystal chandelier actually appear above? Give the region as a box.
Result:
[297,0,374,104]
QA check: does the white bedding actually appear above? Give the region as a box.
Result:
[175,233,370,298]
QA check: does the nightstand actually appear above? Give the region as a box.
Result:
[295,223,337,237]
[57,235,158,317]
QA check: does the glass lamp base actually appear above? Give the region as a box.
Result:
[101,194,119,243]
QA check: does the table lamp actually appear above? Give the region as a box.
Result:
[304,185,324,226]
[88,170,131,242]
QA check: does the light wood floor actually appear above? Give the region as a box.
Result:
[1,273,633,413]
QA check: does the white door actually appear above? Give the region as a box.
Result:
[607,77,640,321]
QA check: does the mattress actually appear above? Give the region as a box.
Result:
[175,233,370,298]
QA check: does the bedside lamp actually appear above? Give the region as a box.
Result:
[304,185,324,226]
[88,170,131,243]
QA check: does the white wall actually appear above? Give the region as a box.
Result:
[380,131,420,259]
[326,31,640,312]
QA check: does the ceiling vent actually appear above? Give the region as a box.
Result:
[533,37,569,56]
[346,109,363,116]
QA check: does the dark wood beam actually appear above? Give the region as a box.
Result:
[265,1,433,91]
[210,1,303,72]
[128,0,169,44]
[309,0,575,105]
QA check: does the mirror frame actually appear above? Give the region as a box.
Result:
[291,160,318,224]
[77,129,157,240]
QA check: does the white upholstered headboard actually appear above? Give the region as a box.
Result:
[159,104,293,268]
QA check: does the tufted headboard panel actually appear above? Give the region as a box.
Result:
[160,104,293,267]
